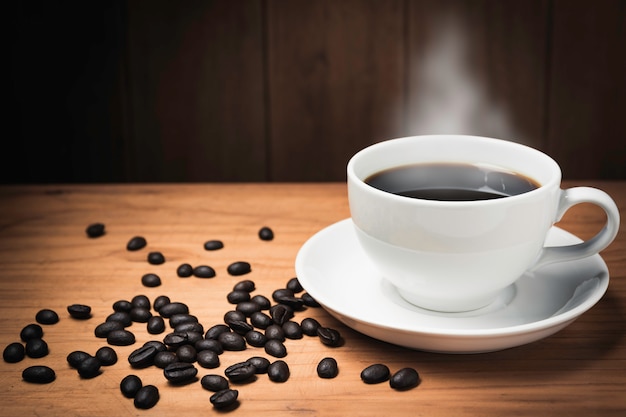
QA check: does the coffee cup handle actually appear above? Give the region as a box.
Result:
[531,187,620,270]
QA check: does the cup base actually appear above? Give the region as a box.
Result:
[396,288,503,313]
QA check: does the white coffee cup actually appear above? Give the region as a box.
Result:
[347,135,620,312]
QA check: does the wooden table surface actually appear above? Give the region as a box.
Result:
[0,182,624,416]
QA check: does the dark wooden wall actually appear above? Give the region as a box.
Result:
[6,0,626,183]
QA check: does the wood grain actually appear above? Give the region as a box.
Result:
[0,182,624,416]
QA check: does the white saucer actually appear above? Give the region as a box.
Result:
[295,219,610,353]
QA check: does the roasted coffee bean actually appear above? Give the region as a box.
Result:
[131,295,151,309]
[127,236,147,251]
[163,362,198,384]
[286,277,303,293]
[233,279,255,292]
[158,302,189,318]
[67,304,91,319]
[204,240,224,251]
[201,374,229,392]
[164,331,203,348]
[210,388,239,409]
[22,365,55,384]
[147,251,165,265]
[175,322,204,334]
[300,317,321,336]
[196,350,220,369]
[229,320,254,336]
[282,321,303,339]
[112,300,133,313]
[250,294,271,310]
[95,346,117,366]
[193,265,216,278]
[20,324,43,342]
[264,339,287,358]
[176,345,197,363]
[227,290,250,304]
[302,292,321,307]
[224,361,257,382]
[389,367,420,390]
[267,360,290,383]
[224,310,247,326]
[130,307,152,323]
[128,345,159,368]
[106,312,132,327]
[250,311,272,329]
[195,338,223,354]
[143,340,167,352]
[176,263,193,277]
[77,356,101,378]
[169,313,197,327]
[227,261,251,276]
[361,364,391,384]
[67,350,91,368]
[141,273,161,287]
[94,321,124,338]
[25,338,48,358]
[258,226,274,241]
[3,342,25,363]
[134,385,159,409]
[236,301,261,317]
[154,351,178,369]
[86,222,105,238]
[270,304,294,325]
[147,316,166,334]
[120,374,142,398]
[35,309,59,325]
[264,324,285,342]
[205,324,231,340]
[153,295,171,312]
[272,288,294,301]
[246,356,270,374]
[107,329,136,346]
[317,357,339,379]
[218,332,246,351]
[244,330,267,347]
[317,327,343,347]
[274,295,305,311]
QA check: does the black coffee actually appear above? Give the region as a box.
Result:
[365,163,540,201]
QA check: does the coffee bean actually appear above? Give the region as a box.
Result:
[272,288,294,301]
[131,295,151,309]
[153,295,170,312]
[227,290,250,304]
[86,222,105,238]
[176,345,197,363]
[128,345,159,368]
[143,340,167,353]
[67,304,91,319]
[273,295,305,311]
[175,322,204,334]
[147,316,166,334]
[112,300,133,313]
[389,367,420,390]
[163,362,198,384]
[96,346,118,366]
[20,324,43,342]
[204,240,224,251]
[176,263,193,277]
[245,330,268,347]
[282,321,303,340]
[141,273,161,287]
[286,277,303,293]
[127,236,147,251]
[67,350,92,368]
[25,338,48,358]
[258,226,274,241]
[317,357,338,379]
[227,261,251,276]
[193,265,216,278]
[106,312,132,327]
[147,251,165,265]
[196,350,220,369]
[360,364,390,384]
[267,360,290,383]
[22,365,55,384]
[195,339,223,354]
[270,304,294,325]
[246,356,270,374]
[130,307,152,323]
[94,321,124,338]
[317,327,343,347]
[236,301,262,317]
[302,292,321,307]
[250,294,271,310]
[77,356,101,378]
[201,374,229,392]
[3,342,25,363]
[210,389,239,409]
[233,279,255,292]
[218,332,246,351]
[120,374,142,398]
[134,385,159,409]
[224,361,256,383]
[205,324,231,340]
[300,318,321,336]
[250,311,272,329]
[154,351,178,369]
[35,309,59,325]
[107,329,136,346]
[264,339,287,358]
[224,310,247,326]
[158,302,189,318]
[264,324,285,342]
[163,331,203,348]
[229,320,253,336]
[168,313,196,328]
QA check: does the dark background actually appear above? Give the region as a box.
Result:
[6,0,626,183]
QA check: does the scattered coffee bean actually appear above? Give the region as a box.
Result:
[154,351,178,369]
[22,365,56,384]
[233,279,255,292]
[77,356,101,378]
[147,316,166,334]
[258,226,274,241]
[35,309,59,325]
[265,324,285,342]
[224,310,247,326]
[286,277,303,293]
[205,324,231,340]
[264,339,287,358]
[95,321,124,338]
[3,342,25,363]
[193,265,216,278]
[134,385,159,409]
[272,288,294,301]
[227,290,250,304]
[131,295,151,309]
[20,324,43,342]
[120,374,142,398]
[196,350,220,369]
[250,294,271,310]
[225,361,257,383]
[361,364,391,384]
[176,263,193,277]
[141,273,161,287]
[302,292,321,307]
[210,388,239,409]
[143,340,167,353]
[112,300,133,313]
[246,356,271,374]
[270,304,294,325]
[176,345,197,363]
[86,222,106,238]
[128,345,159,368]
[147,251,165,265]
[317,327,343,347]
[300,318,321,336]
[245,330,268,347]
[127,236,147,251]
[67,351,92,368]
[267,360,290,382]
[175,322,204,334]
[130,307,152,323]
[317,357,339,379]
[96,346,118,366]
[106,311,132,327]
[236,301,262,317]
[282,321,303,339]
[201,374,229,392]
[204,240,224,251]
[158,302,189,318]
[227,261,251,276]
[195,339,223,354]
[389,367,420,390]
[107,329,136,346]
[218,332,247,351]
[229,320,254,336]
[153,295,171,312]
[163,362,198,384]
[170,313,197,327]
[250,311,272,329]
[25,338,48,358]
[67,304,92,320]
[164,331,203,348]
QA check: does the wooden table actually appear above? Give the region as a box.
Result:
[0,182,624,416]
